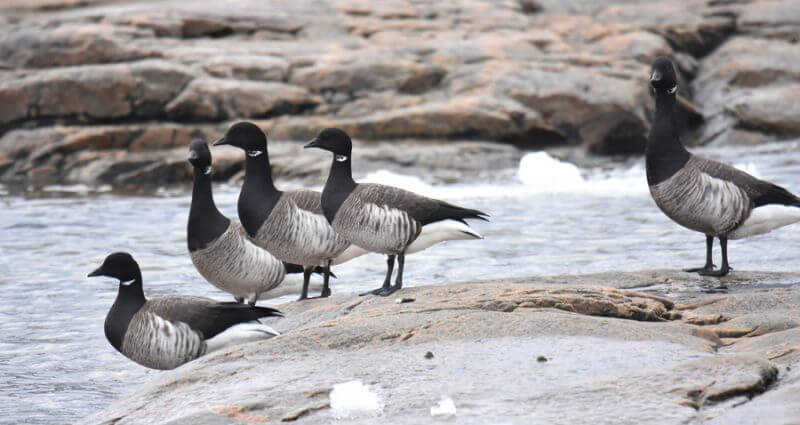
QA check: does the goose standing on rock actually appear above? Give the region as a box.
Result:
[646,56,800,276]
[88,252,283,370]
[187,139,312,305]
[305,128,488,296]
[214,122,366,300]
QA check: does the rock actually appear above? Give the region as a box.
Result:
[82,274,800,425]
[0,23,158,68]
[0,60,195,128]
[693,37,800,145]
[738,0,800,42]
[164,78,318,121]
[1,0,799,186]
[290,58,446,94]
[201,55,289,81]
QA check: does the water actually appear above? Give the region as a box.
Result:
[2,141,800,423]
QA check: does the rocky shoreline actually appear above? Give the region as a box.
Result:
[83,269,800,424]
[2,0,800,187]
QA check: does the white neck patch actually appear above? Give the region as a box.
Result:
[667,85,678,94]
[120,278,136,286]
[204,166,212,175]
[247,150,264,158]
[335,154,348,162]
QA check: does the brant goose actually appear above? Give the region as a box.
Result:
[88,252,282,370]
[647,56,800,276]
[187,139,311,305]
[305,128,488,296]
[215,122,366,300]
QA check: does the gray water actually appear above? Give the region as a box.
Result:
[2,142,800,423]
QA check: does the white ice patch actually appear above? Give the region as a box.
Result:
[430,395,456,417]
[329,380,383,418]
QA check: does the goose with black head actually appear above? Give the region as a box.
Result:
[646,56,800,277]
[306,128,488,296]
[215,122,366,300]
[88,252,282,370]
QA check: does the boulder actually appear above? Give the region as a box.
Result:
[164,78,318,121]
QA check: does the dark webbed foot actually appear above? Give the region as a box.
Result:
[297,294,308,301]
[360,286,389,296]
[376,285,402,297]
[320,287,332,298]
[698,266,731,277]
[683,265,716,273]
[234,297,245,304]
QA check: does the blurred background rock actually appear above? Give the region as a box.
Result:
[0,0,798,187]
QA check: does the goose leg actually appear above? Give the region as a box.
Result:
[298,266,313,301]
[360,255,395,296]
[378,253,404,297]
[684,235,716,273]
[320,260,332,298]
[699,237,731,277]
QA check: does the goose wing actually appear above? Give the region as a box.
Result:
[143,297,282,340]
[695,157,800,207]
[354,183,488,225]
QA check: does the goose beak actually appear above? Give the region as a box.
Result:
[650,70,662,83]
[213,137,227,146]
[304,138,320,149]
[88,267,104,278]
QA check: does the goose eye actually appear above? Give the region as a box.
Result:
[335,154,348,162]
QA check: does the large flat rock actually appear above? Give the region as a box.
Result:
[82,271,800,424]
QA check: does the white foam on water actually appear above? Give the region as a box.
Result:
[42,184,112,193]
[329,380,383,418]
[430,395,457,416]
[328,154,763,203]
[362,169,438,198]
[361,152,651,200]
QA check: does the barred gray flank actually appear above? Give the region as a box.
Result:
[190,221,286,302]
[331,184,423,254]
[252,190,351,266]
[120,310,206,370]
[649,156,752,236]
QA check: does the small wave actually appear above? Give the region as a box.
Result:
[363,152,763,200]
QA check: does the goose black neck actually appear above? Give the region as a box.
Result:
[187,168,230,252]
[243,152,277,193]
[321,156,357,223]
[105,272,146,351]
[239,152,281,236]
[646,91,690,185]
[117,272,145,303]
